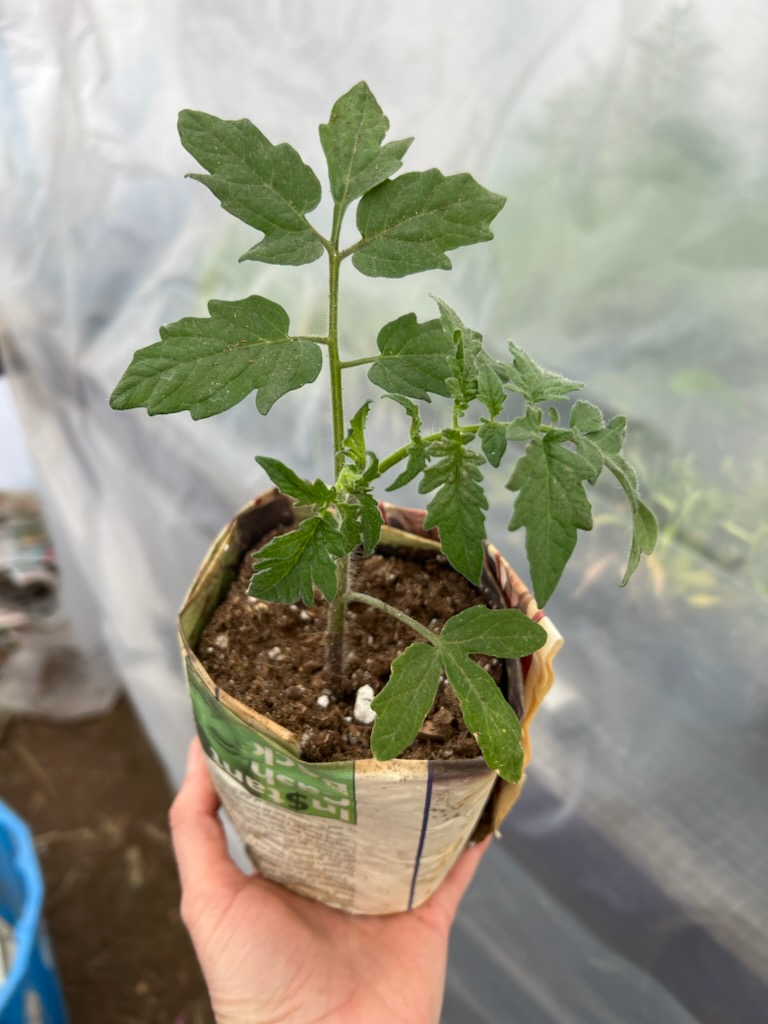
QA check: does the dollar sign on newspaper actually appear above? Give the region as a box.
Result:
[285,791,309,811]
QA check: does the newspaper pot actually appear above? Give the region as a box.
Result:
[178,490,561,915]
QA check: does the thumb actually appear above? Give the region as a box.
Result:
[169,738,246,916]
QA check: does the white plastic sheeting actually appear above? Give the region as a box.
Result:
[0,383,120,717]
[0,381,36,492]
[1,1,766,1019]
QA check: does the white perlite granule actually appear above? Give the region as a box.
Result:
[316,694,330,709]
[352,684,377,725]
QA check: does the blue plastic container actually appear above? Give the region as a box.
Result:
[0,800,68,1023]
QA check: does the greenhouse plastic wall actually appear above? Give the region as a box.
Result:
[1,2,766,1020]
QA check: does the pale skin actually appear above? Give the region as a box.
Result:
[170,737,491,1024]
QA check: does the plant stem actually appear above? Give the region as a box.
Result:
[339,356,378,369]
[377,425,481,476]
[346,591,437,645]
[324,214,351,687]
[327,253,345,478]
[327,554,351,693]
[338,238,364,261]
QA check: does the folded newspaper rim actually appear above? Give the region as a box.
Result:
[178,490,562,915]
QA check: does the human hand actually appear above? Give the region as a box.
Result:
[170,737,491,1024]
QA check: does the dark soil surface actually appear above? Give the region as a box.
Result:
[200,536,507,763]
[0,699,212,1024]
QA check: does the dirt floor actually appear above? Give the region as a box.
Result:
[0,698,213,1024]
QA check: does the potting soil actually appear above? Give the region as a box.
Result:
[199,536,503,763]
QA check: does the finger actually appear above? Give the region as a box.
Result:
[169,737,245,905]
[426,836,492,924]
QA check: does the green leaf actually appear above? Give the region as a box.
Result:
[506,407,542,442]
[420,433,487,585]
[358,493,383,556]
[337,503,361,554]
[430,297,506,417]
[254,456,333,507]
[177,109,324,266]
[569,403,605,484]
[585,414,625,455]
[441,606,547,658]
[479,421,507,468]
[248,514,345,606]
[441,649,524,783]
[621,500,658,586]
[435,296,482,351]
[572,432,604,484]
[344,401,373,469]
[435,297,484,408]
[368,314,452,400]
[476,360,506,418]
[384,394,423,436]
[505,344,584,404]
[570,399,604,434]
[386,443,428,492]
[336,493,383,556]
[542,428,575,444]
[507,437,594,605]
[588,420,638,495]
[319,82,413,210]
[353,169,506,278]
[569,409,658,583]
[382,394,429,492]
[361,451,381,486]
[370,608,540,775]
[110,296,322,419]
[370,643,442,760]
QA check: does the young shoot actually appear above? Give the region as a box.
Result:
[111,82,657,783]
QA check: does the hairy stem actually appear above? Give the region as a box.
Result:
[324,215,351,685]
[327,254,345,478]
[338,238,364,261]
[326,555,352,692]
[345,591,437,644]
[378,425,480,476]
[339,356,378,369]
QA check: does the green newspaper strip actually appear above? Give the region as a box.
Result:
[187,665,357,824]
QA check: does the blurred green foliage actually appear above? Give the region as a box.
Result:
[476,5,768,607]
